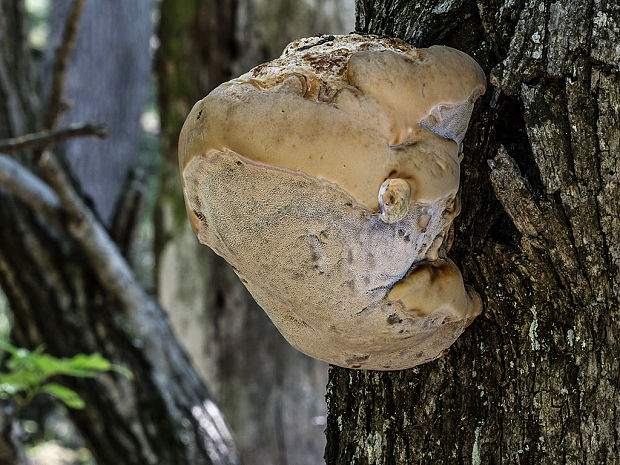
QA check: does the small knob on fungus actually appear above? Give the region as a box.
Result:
[378,178,411,223]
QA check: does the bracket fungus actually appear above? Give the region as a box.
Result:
[179,34,485,370]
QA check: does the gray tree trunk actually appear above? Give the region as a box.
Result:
[44,0,152,228]
[325,1,619,464]
[0,2,240,464]
[155,2,353,464]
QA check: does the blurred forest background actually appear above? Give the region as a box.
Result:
[0,1,353,464]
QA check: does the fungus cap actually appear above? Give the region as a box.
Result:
[179,34,485,370]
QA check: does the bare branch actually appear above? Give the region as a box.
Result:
[36,151,85,221]
[44,0,87,130]
[33,149,149,322]
[0,154,61,225]
[0,123,108,153]
[33,151,146,298]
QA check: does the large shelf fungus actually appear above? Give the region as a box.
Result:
[179,34,485,370]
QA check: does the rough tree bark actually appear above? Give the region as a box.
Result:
[325,1,619,464]
[155,2,352,464]
[0,2,240,465]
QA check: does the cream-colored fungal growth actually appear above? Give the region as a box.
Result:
[179,34,485,370]
[378,178,412,223]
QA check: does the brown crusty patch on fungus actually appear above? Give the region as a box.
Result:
[179,34,485,370]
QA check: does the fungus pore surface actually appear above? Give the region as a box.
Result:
[179,34,485,370]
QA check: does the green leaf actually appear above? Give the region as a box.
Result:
[0,341,132,407]
[0,368,42,392]
[39,383,85,409]
[32,353,95,378]
[65,353,113,373]
[30,352,122,379]
[5,346,44,372]
[61,353,132,379]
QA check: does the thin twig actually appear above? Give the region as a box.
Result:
[0,123,108,153]
[44,0,87,130]
[0,154,62,226]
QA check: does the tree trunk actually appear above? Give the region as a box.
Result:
[155,2,353,464]
[0,2,240,464]
[325,1,619,464]
[44,0,152,227]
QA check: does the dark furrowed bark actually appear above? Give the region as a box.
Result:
[326,1,619,464]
